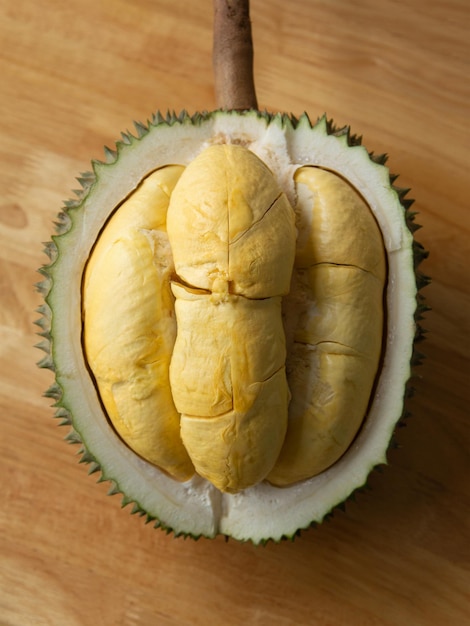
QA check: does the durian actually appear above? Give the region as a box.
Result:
[37,2,428,543]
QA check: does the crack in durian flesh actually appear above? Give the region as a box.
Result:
[81,143,386,493]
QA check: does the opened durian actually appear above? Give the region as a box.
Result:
[36,3,427,543]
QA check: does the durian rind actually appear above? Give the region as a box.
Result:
[37,110,426,544]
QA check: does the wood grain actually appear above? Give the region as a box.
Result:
[1,0,469,624]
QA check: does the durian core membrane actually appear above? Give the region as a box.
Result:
[66,112,416,541]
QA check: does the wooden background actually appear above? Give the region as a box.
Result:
[1,0,469,624]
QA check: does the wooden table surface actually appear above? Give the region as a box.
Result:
[1,0,469,624]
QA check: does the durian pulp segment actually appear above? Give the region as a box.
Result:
[82,164,195,481]
[46,111,416,543]
[172,287,291,493]
[166,144,296,298]
[268,166,386,485]
[166,145,296,492]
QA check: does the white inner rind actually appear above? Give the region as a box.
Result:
[48,111,416,543]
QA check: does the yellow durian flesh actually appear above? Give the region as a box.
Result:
[170,286,290,492]
[167,145,296,492]
[268,166,386,485]
[82,164,194,481]
[166,144,296,299]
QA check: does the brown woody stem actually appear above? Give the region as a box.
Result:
[213,0,258,110]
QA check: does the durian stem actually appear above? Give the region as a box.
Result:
[213,0,258,111]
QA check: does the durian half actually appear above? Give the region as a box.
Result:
[36,110,428,544]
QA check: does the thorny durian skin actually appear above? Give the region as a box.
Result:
[82,144,386,493]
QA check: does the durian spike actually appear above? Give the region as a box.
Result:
[213,0,258,111]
